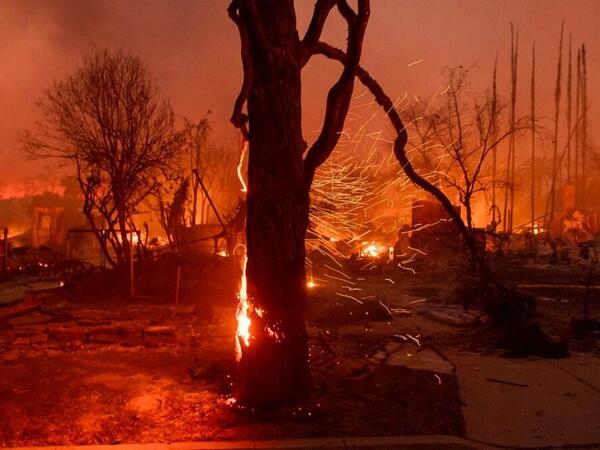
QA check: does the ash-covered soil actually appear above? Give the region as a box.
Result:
[0,321,464,446]
[1,255,598,446]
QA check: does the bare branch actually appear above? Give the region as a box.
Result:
[303,0,370,190]
[300,0,337,66]
[23,50,182,268]
[227,1,251,140]
[314,41,481,261]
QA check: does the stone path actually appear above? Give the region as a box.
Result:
[0,304,229,352]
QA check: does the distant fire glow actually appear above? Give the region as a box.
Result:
[362,243,379,257]
[361,242,387,258]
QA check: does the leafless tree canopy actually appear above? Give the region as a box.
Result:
[404,67,527,230]
[23,50,183,268]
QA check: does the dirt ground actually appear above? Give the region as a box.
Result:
[0,255,598,446]
[0,302,463,446]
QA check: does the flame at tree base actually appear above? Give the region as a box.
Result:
[232,255,311,407]
[235,254,284,363]
[235,255,251,361]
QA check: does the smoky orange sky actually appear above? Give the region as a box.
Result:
[0,0,598,195]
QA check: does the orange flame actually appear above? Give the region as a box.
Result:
[361,242,381,257]
[237,140,248,193]
[235,254,250,361]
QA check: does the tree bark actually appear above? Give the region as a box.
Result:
[229,0,368,406]
[234,0,310,407]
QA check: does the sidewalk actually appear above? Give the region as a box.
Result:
[443,349,600,448]
[10,435,498,450]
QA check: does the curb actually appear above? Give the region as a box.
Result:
[8,435,499,450]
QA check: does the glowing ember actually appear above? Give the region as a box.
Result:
[531,223,545,235]
[307,266,316,288]
[217,249,229,257]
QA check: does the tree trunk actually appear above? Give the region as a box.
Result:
[117,206,133,295]
[234,0,311,407]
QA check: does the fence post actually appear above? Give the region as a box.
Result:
[174,265,182,305]
[1,227,7,277]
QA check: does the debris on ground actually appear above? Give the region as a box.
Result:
[416,302,483,327]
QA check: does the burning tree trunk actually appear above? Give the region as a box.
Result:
[236,10,310,403]
[228,0,369,407]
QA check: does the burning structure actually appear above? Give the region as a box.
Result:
[31,206,64,249]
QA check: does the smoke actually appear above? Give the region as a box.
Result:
[0,0,598,187]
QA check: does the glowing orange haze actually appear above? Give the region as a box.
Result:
[0,0,598,188]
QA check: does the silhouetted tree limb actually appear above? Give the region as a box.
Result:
[314,41,538,326]
[313,42,475,257]
[300,0,337,66]
[228,0,251,140]
[227,0,372,406]
[303,1,370,190]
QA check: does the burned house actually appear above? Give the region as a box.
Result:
[32,206,65,249]
[408,199,462,253]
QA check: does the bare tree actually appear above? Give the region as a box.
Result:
[315,37,543,342]
[404,67,524,232]
[23,50,183,279]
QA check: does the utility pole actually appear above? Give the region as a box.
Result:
[549,22,564,225]
[530,44,536,230]
[509,27,518,233]
[503,24,518,235]
[581,44,588,211]
[491,55,499,228]
[575,48,581,208]
[1,228,7,277]
[566,34,573,182]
